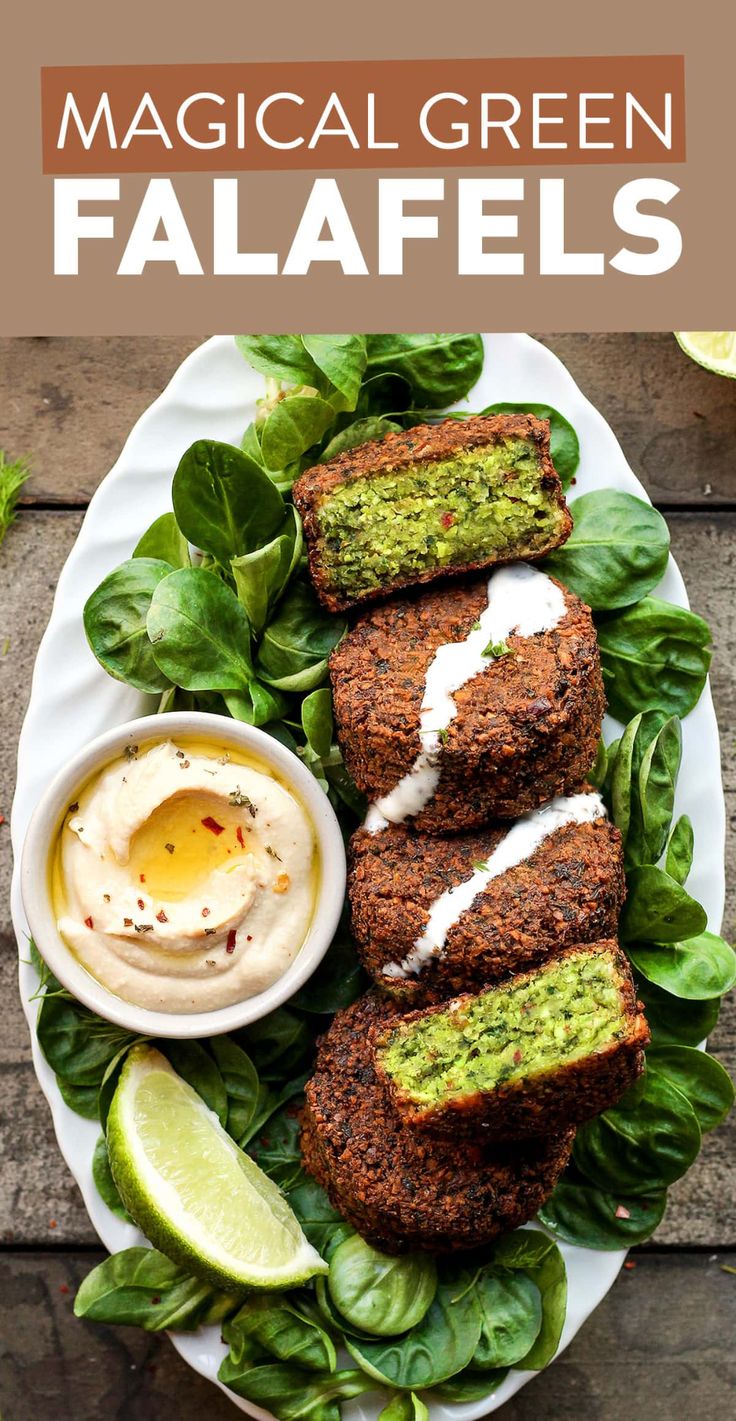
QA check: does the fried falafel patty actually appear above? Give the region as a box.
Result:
[301,992,574,1254]
[330,572,605,834]
[293,414,572,612]
[349,802,625,1003]
[374,942,649,1140]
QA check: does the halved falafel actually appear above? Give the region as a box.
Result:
[374,942,649,1140]
[330,571,604,834]
[301,992,574,1255]
[293,414,572,612]
[349,802,625,1002]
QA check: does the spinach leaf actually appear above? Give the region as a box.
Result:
[286,1179,354,1257]
[538,1172,666,1249]
[148,568,253,692]
[217,1360,373,1421]
[596,598,712,722]
[301,335,367,410]
[573,1071,702,1194]
[314,1277,379,1342]
[665,815,694,886]
[637,716,682,865]
[291,926,366,1015]
[621,866,707,943]
[320,417,401,461]
[133,512,191,569]
[224,1295,337,1374]
[256,580,345,693]
[260,396,337,472]
[588,738,608,790]
[235,335,320,386]
[432,1371,508,1401]
[235,1006,315,1082]
[646,1046,734,1132]
[248,1103,305,1190]
[483,401,579,490]
[161,1041,228,1125]
[92,1135,131,1221]
[492,1232,566,1370]
[328,1234,437,1337]
[241,1073,310,1147]
[471,1269,542,1368]
[635,976,721,1045]
[301,688,334,761]
[344,1267,482,1389]
[378,1393,429,1421]
[208,1035,260,1143]
[172,439,286,563]
[57,1079,100,1119]
[231,505,302,636]
[74,1247,240,1331]
[365,334,484,405]
[36,994,136,1087]
[224,681,290,729]
[84,558,173,694]
[628,931,736,999]
[544,491,669,601]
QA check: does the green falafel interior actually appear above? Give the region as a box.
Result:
[376,944,645,1111]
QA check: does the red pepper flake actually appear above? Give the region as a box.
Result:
[202,907,211,918]
[615,1204,631,1219]
[59,1283,70,1295]
[0,815,6,827]
[123,917,133,927]
[139,873,146,883]
[156,910,168,924]
[202,816,225,835]
[623,1260,637,1270]
[236,826,245,849]
[440,511,455,529]
[226,930,236,953]
[150,1295,161,1305]
[513,1048,523,1065]
[49,1219,57,1229]
[180,759,191,769]
[84,916,94,930]
[137,898,145,911]
[246,934,253,942]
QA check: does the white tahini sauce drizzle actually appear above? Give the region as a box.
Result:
[364,563,567,835]
[382,791,607,980]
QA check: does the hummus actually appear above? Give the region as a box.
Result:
[53,738,316,1012]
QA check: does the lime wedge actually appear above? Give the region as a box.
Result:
[107,1045,327,1290]
[674,332,736,378]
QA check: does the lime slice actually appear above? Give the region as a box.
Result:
[107,1045,327,1290]
[674,332,736,378]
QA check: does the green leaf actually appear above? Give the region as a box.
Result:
[291,927,366,1015]
[573,1071,702,1194]
[539,1173,666,1249]
[378,1393,429,1421]
[256,580,345,693]
[231,505,302,636]
[286,1179,354,1257]
[223,682,290,728]
[596,597,712,722]
[133,512,191,568]
[36,995,136,1087]
[0,450,31,548]
[235,1006,315,1081]
[483,401,580,490]
[432,1371,508,1402]
[224,1295,337,1374]
[628,932,736,999]
[92,1135,131,1221]
[328,1234,437,1337]
[74,1247,240,1331]
[512,1242,566,1370]
[637,717,682,865]
[235,335,319,386]
[621,866,707,943]
[84,558,174,693]
[217,1361,373,1420]
[172,439,286,563]
[344,1266,482,1389]
[248,1103,305,1190]
[161,1040,228,1126]
[320,417,401,461]
[635,976,721,1045]
[471,1269,542,1368]
[260,396,337,471]
[646,1046,734,1132]
[147,568,253,692]
[302,335,368,409]
[665,815,694,886]
[365,333,484,405]
[544,490,669,599]
[301,688,334,761]
[208,1036,260,1143]
[57,1078,100,1119]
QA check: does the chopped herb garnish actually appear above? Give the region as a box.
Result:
[472,859,489,872]
[471,620,482,631]
[124,745,139,761]
[204,930,216,938]
[164,842,175,854]
[437,728,449,745]
[103,893,111,902]
[134,923,154,933]
[482,638,513,659]
[218,753,231,765]
[67,802,79,814]
[229,788,256,815]
[265,845,282,861]
[205,956,216,963]
[176,750,185,759]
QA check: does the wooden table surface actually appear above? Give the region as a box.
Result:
[0,335,734,1419]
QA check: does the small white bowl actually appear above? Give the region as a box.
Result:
[21,711,347,1039]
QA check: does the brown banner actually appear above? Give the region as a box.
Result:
[42,56,684,173]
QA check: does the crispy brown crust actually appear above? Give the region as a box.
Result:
[293,415,572,612]
[349,812,625,1003]
[301,991,574,1255]
[330,575,605,834]
[373,943,649,1141]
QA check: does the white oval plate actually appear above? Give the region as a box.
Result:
[10,335,725,1419]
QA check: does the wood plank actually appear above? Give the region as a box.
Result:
[0,511,734,1246]
[0,1250,733,1420]
[2,334,736,507]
